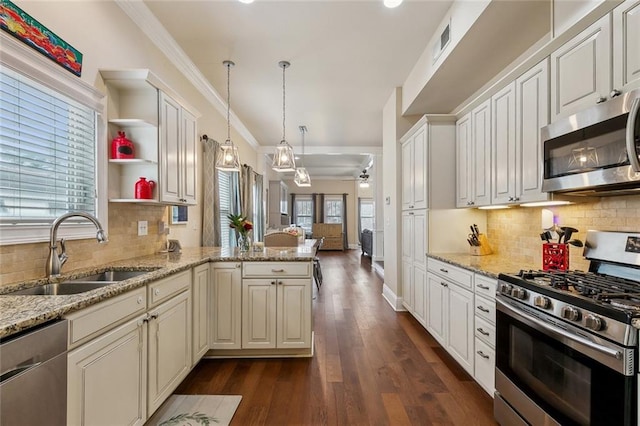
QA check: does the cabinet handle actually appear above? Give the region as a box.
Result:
[477,350,490,359]
[610,89,622,98]
[271,269,285,272]
[477,327,490,336]
[408,212,414,215]
[409,205,414,209]
[439,268,449,274]
[440,282,448,287]
[466,201,475,206]
[271,281,276,285]
[278,280,283,285]
[236,264,241,268]
[477,284,490,290]
[596,95,607,104]
[477,306,490,313]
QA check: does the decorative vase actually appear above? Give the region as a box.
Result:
[111,131,135,159]
[134,177,155,199]
[237,234,251,253]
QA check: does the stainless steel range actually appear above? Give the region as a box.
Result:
[494,230,640,426]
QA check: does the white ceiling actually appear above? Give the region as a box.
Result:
[140,0,549,180]
[143,0,453,179]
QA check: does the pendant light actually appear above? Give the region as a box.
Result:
[294,125,311,187]
[272,60,296,172]
[216,60,241,171]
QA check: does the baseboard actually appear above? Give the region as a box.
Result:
[372,261,384,278]
[382,283,405,311]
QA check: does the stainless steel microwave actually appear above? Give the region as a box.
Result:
[541,89,640,196]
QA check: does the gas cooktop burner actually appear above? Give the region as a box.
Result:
[516,269,640,298]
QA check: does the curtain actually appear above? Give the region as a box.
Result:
[241,164,254,224]
[311,193,317,224]
[254,173,264,242]
[342,193,348,249]
[291,193,297,223]
[357,197,362,243]
[202,138,221,247]
[318,194,325,223]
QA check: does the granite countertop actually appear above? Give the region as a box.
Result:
[0,243,316,339]
[427,252,539,279]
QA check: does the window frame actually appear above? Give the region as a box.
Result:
[323,195,343,224]
[293,195,313,234]
[0,32,106,245]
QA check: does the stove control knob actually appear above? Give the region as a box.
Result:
[585,314,604,331]
[561,306,581,322]
[499,284,513,295]
[511,287,528,300]
[533,296,551,309]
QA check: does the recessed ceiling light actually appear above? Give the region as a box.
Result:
[384,0,403,8]
[238,0,254,3]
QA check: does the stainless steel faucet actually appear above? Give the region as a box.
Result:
[46,212,108,278]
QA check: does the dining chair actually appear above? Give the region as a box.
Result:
[264,232,298,247]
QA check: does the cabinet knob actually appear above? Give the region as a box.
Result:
[154,288,160,296]
[477,327,490,336]
[610,89,622,98]
[596,95,607,104]
[137,296,143,304]
[440,282,448,287]
[149,313,159,320]
[477,306,490,313]
[236,264,241,268]
[271,281,276,285]
[508,196,513,202]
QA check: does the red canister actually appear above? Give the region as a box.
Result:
[111,131,135,159]
[134,177,155,199]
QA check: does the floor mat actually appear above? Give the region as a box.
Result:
[146,395,242,426]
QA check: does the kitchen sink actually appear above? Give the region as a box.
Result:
[7,269,158,296]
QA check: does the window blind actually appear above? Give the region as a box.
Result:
[0,67,96,222]
[218,169,232,248]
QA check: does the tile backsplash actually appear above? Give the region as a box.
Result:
[0,204,167,286]
[486,195,640,271]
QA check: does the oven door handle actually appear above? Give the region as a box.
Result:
[626,97,640,173]
[497,298,623,360]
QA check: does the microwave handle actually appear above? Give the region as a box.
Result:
[626,97,640,172]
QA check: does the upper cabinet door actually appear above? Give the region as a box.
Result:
[456,113,472,208]
[613,0,640,92]
[491,82,517,205]
[159,92,182,204]
[471,99,491,207]
[181,109,197,204]
[401,125,427,210]
[516,59,549,203]
[550,14,612,121]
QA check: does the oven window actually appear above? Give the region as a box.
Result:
[511,327,591,424]
[496,309,636,426]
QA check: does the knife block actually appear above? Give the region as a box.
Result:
[470,234,492,256]
[542,243,569,271]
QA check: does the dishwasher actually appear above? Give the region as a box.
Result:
[1,319,68,425]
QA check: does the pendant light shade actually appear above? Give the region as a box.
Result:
[272,61,296,172]
[216,60,241,171]
[294,125,311,187]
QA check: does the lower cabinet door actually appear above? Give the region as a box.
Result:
[276,279,312,349]
[67,315,147,426]
[242,279,277,349]
[210,263,242,350]
[147,290,192,415]
[446,284,474,375]
[426,273,447,345]
[413,266,427,327]
[192,263,210,365]
[474,337,496,396]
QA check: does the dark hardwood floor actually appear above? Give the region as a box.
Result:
[175,250,497,425]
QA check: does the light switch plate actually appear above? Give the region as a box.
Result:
[138,220,148,236]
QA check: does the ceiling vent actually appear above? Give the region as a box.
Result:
[432,21,451,62]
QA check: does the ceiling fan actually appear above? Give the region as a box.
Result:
[359,169,370,188]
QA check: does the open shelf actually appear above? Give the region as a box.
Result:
[108,118,156,128]
[109,159,157,165]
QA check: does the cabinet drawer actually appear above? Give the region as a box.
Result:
[243,262,311,278]
[475,295,496,324]
[427,258,473,289]
[474,337,495,396]
[474,316,496,347]
[474,275,497,300]
[148,270,191,307]
[66,287,146,348]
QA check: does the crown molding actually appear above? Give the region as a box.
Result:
[114,0,259,149]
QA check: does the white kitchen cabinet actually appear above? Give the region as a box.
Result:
[401,124,427,210]
[456,100,491,207]
[241,262,312,350]
[401,209,427,326]
[426,270,474,375]
[268,180,289,227]
[491,59,550,206]
[147,288,192,414]
[192,263,210,365]
[101,69,198,206]
[210,262,242,350]
[550,14,612,120]
[491,81,517,205]
[613,0,640,92]
[473,274,498,396]
[67,314,147,426]
[159,92,197,205]
[401,115,457,211]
